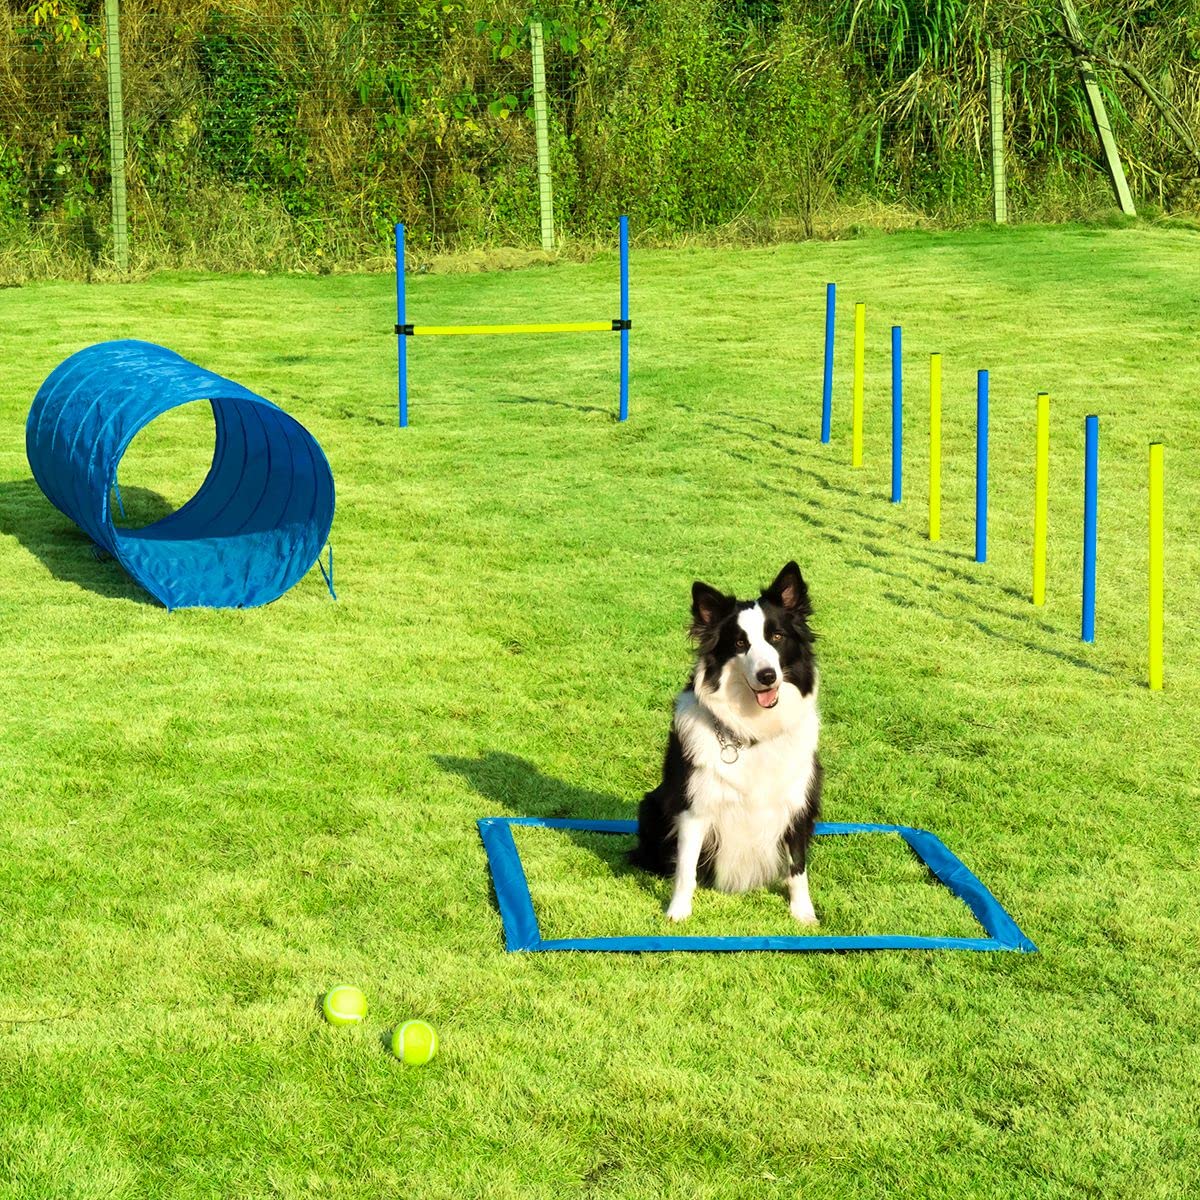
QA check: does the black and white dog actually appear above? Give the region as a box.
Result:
[632,562,822,924]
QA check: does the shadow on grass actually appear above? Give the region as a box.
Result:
[0,477,161,606]
[434,750,663,902]
[882,590,1114,677]
[338,406,393,428]
[379,394,613,420]
[496,394,615,419]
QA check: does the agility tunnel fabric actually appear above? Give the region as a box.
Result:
[26,340,334,610]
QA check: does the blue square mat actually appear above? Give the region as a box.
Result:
[478,817,1037,954]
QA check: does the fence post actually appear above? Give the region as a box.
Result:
[988,46,1007,224]
[103,0,129,272]
[529,21,555,252]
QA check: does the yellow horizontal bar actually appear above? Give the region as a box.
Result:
[411,321,612,336]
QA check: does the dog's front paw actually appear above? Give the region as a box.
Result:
[790,903,819,927]
[666,899,693,923]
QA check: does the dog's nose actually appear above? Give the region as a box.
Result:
[756,667,777,686]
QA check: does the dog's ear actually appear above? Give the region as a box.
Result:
[691,580,733,632]
[765,561,810,614]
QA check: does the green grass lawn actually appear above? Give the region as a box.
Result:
[1,225,1197,1199]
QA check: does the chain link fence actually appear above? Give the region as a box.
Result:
[1,1,1197,281]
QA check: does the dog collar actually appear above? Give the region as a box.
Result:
[714,719,749,764]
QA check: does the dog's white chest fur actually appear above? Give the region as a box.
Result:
[673,680,819,892]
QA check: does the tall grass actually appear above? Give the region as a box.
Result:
[0,0,1198,277]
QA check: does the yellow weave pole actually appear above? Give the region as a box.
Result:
[1033,392,1050,605]
[852,303,865,467]
[1149,442,1164,690]
[929,353,941,541]
[411,321,613,336]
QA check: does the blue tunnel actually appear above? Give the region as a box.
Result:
[26,340,335,610]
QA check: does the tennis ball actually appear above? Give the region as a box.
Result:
[391,1020,438,1066]
[322,985,367,1027]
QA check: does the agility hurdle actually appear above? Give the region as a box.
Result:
[393,216,631,427]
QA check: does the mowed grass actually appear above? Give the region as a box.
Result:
[512,826,984,941]
[0,225,1198,1199]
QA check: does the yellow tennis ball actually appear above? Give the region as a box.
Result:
[391,1020,437,1066]
[322,985,367,1027]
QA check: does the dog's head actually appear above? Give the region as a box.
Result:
[689,562,816,709]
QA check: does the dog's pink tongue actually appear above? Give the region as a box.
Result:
[755,688,779,709]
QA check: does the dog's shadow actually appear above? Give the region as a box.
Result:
[434,750,666,902]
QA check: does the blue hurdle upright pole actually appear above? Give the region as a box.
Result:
[976,370,989,563]
[891,325,902,502]
[821,283,835,443]
[1082,415,1099,642]
[619,215,630,421]
[396,222,408,428]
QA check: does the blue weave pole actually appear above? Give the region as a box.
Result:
[891,325,902,502]
[619,215,630,421]
[395,222,408,428]
[821,283,835,443]
[1082,415,1099,642]
[976,370,989,563]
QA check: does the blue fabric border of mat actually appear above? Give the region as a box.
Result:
[477,817,1037,954]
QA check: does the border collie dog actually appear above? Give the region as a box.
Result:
[632,562,822,924]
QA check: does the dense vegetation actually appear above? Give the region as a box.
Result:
[1,0,1198,273]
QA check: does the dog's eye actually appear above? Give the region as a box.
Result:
[735,636,749,651]
[769,632,784,644]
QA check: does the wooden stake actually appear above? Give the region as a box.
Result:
[103,0,129,271]
[1060,0,1136,217]
[530,22,555,252]
[988,48,1007,224]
